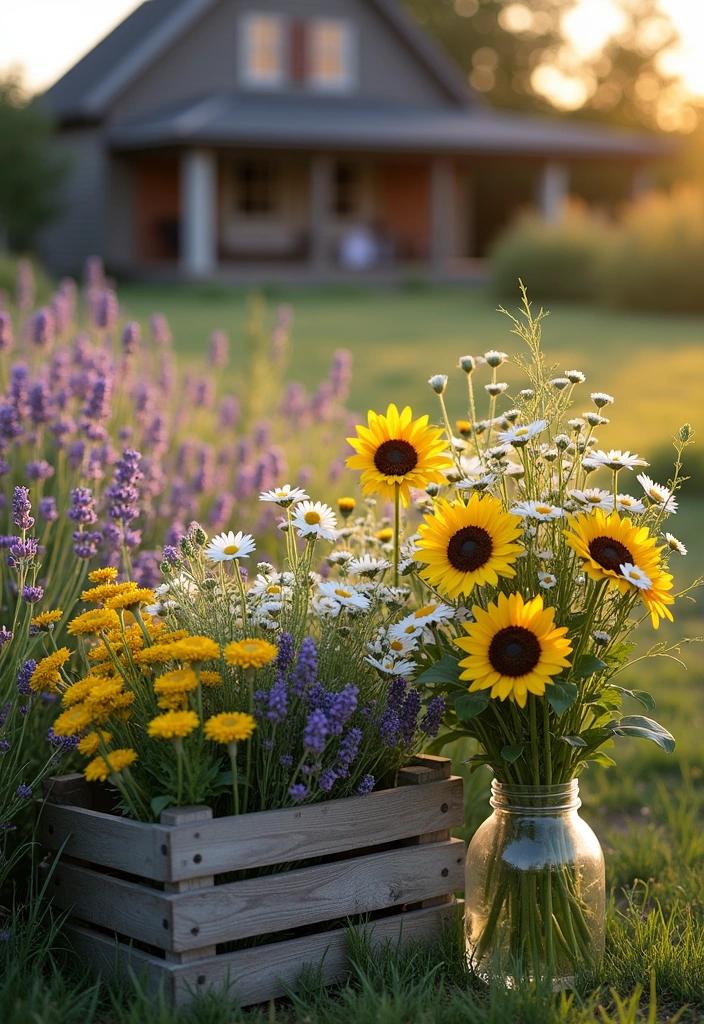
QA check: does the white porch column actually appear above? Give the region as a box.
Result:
[180,148,217,277]
[310,154,333,270]
[538,161,569,222]
[430,156,455,273]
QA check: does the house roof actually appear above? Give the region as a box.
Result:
[43,0,471,120]
[107,94,672,159]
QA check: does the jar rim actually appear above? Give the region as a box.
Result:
[490,779,581,813]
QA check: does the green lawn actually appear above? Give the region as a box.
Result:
[120,282,704,458]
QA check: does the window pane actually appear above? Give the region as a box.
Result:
[244,15,284,85]
[309,20,352,88]
[236,162,277,215]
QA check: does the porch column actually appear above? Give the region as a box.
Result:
[180,148,217,277]
[538,161,569,222]
[430,156,455,273]
[310,154,333,270]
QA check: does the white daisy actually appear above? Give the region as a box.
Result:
[249,574,286,600]
[582,412,610,427]
[312,595,342,618]
[665,533,687,555]
[259,484,310,507]
[347,554,391,579]
[549,377,570,391]
[568,489,614,512]
[155,574,199,600]
[583,450,648,472]
[205,531,256,562]
[327,550,354,567]
[455,473,498,491]
[636,474,678,513]
[318,581,370,611]
[591,392,614,408]
[484,350,508,367]
[387,633,419,657]
[616,494,646,514]
[538,571,557,590]
[619,563,652,591]
[145,600,176,617]
[510,500,564,521]
[365,653,417,676]
[292,501,338,541]
[497,419,548,447]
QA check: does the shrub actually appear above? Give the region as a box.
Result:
[490,206,610,302]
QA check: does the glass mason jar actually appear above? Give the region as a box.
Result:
[465,780,605,987]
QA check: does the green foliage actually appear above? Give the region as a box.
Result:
[0,71,67,251]
[492,189,704,314]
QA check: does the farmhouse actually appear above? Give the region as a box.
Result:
[42,0,669,281]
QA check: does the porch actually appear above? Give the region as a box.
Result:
[111,147,583,281]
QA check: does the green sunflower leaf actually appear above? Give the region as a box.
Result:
[547,681,578,716]
[561,735,588,748]
[501,743,526,763]
[424,729,474,755]
[454,691,491,720]
[415,656,462,687]
[573,655,609,679]
[606,715,675,753]
[612,686,656,712]
[587,751,618,768]
[602,642,637,667]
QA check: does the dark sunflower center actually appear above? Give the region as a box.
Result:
[374,439,418,476]
[447,526,493,573]
[488,626,542,678]
[588,536,632,573]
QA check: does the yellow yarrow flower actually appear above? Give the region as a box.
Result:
[88,567,119,584]
[30,648,71,693]
[84,748,137,783]
[53,703,95,736]
[105,588,155,611]
[346,403,453,507]
[153,669,199,696]
[81,581,138,604]
[153,629,191,645]
[165,636,221,663]
[337,497,356,518]
[376,527,393,543]
[147,710,199,740]
[204,712,256,745]
[77,730,112,756]
[68,608,120,636]
[157,693,188,710]
[199,670,223,688]
[134,645,178,666]
[30,609,63,630]
[62,675,107,707]
[224,638,278,669]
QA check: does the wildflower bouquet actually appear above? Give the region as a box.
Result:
[51,506,445,822]
[344,287,699,983]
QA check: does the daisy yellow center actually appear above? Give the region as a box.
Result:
[447,526,493,573]
[514,427,529,437]
[414,604,438,619]
[275,490,288,497]
[390,640,404,652]
[589,536,633,573]
[223,544,240,555]
[373,439,418,476]
[242,642,260,653]
[489,626,542,678]
[266,585,281,594]
[335,588,353,598]
[304,511,321,525]
[377,529,393,541]
[536,505,553,515]
[586,495,602,504]
[404,625,416,634]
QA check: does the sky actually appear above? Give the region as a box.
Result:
[1,0,704,100]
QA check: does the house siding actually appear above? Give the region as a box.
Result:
[109,0,454,126]
[39,128,108,276]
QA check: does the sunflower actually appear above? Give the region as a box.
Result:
[564,509,674,628]
[454,593,572,708]
[346,404,452,506]
[416,494,524,599]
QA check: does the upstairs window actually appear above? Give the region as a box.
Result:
[241,14,285,87]
[308,20,355,92]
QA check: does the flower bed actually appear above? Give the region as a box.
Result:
[43,756,463,1006]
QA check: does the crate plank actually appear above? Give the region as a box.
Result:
[161,807,217,964]
[51,839,464,952]
[65,900,462,1007]
[166,776,463,881]
[42,804,171,882]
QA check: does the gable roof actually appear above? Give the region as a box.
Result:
[44,0,471,121]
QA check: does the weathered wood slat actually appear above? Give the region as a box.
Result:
[51,838,464,952]
[42,804,171,882]
[166,776,463,881]
[65,900,462,1007]
[161,807,217,963]
[42,776,462,883]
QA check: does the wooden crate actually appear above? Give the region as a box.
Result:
[43,756,464,1006]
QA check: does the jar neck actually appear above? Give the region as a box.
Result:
[490,779,581,815]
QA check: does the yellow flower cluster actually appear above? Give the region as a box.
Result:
[30,609,63,630]
[147,710,199,740]
[224,638,277,669]
[204,712,256,745]
[84,748,137,783]
[30,648,71,693]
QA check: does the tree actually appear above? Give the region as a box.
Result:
[0,69,67,252]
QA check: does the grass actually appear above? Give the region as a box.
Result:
[5,282,704,1021]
